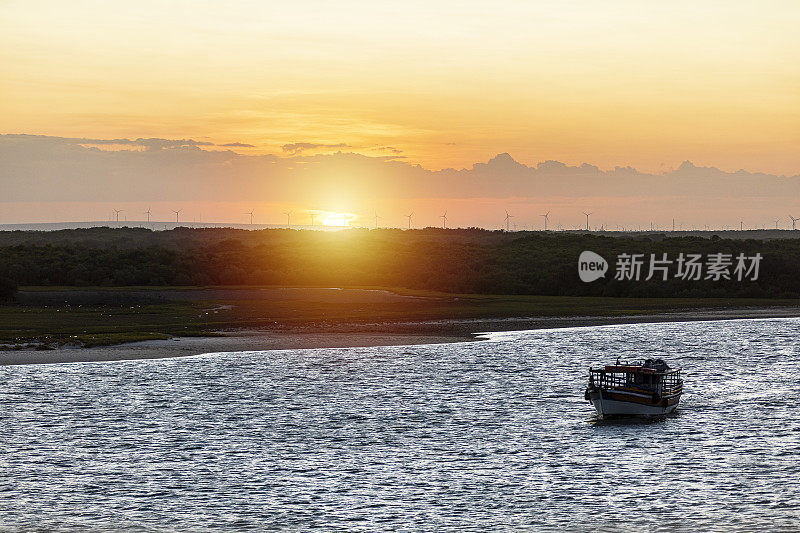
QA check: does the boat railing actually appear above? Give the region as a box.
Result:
[588,367,683,396]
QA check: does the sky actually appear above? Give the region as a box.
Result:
[1,1,799,227]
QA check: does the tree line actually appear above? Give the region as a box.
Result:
[1,227,799,299]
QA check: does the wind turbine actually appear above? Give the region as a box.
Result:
[113,209,122,222]
[583,212,592,231]
[790,215,799,230]
[504,210,514,232]
[374,211,380,228]
[406,212,413,229]
[144,207,152,223]
[775,218,780,230]
[440,210,448,229]
[540,211,550,231]
[284,211,292,226]
[310,213,317,226]
[740,220,744,231]
[245,210,254,225]
[172,209,182,223]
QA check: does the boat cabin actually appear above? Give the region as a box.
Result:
[589,359,682,397]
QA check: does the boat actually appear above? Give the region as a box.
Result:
[584,358,682,417]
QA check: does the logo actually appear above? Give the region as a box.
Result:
[578,251,762,283]
[578,251,608,282]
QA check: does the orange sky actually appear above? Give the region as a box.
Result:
[2,0,799,175]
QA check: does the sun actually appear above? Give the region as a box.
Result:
[322,212,352,227]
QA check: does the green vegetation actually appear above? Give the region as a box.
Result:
[1,227,799,297]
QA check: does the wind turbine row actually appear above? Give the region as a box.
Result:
[105,207,800,232]
[111,207,182,223]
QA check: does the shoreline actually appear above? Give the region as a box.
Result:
[3,306,800,366]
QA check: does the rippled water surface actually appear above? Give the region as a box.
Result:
[2,319,800,531]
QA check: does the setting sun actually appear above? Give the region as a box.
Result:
[322,212,353,227]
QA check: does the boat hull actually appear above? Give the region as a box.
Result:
[587,389,679,417]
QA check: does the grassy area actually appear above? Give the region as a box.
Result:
[1,303,204,348]
[2,285,799,349]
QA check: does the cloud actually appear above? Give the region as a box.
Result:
[3,134,137,146]
[132,138,215,150]
[281,142,350,154]
[2,134,238,151]
[1,135,799,214]
[375,146,403,154]
[219,142,255,148]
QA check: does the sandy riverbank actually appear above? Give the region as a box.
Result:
[3,306,800,366]
[0,331,471,366]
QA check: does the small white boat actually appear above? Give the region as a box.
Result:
[585,358,682,418]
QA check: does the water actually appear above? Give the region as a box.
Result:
[1,319,799,531]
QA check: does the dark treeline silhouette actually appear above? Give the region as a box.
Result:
[1,227,799,298]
